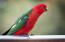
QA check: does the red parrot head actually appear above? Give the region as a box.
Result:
[33,4,47,15]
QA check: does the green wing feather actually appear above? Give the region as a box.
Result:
[7,9,32,35]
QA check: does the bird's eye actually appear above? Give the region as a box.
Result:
[41,6,47,11]
[41,6,44,9]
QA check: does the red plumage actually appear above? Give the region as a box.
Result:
[14,4,47,35]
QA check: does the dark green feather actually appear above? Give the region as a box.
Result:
[6,9,32,35]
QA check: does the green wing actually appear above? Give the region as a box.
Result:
[7,9,32,35]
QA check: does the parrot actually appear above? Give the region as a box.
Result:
[2,4,47,36]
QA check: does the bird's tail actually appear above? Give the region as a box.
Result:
[2,28,11,35]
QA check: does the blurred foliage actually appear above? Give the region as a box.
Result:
[0,0,65,35]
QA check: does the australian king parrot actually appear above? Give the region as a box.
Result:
[3,4,47,35]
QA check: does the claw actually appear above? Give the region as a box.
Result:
[21,34,34,37]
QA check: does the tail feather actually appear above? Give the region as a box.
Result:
[2,28,11,35]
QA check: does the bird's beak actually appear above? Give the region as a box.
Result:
[45,8,47,11]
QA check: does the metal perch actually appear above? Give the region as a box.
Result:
[0,35,65,40]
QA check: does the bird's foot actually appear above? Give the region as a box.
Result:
[21,34,34,37]
[21,34,29,37]
[29,34,34,36]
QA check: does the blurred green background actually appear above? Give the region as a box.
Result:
[0,0,65,35]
